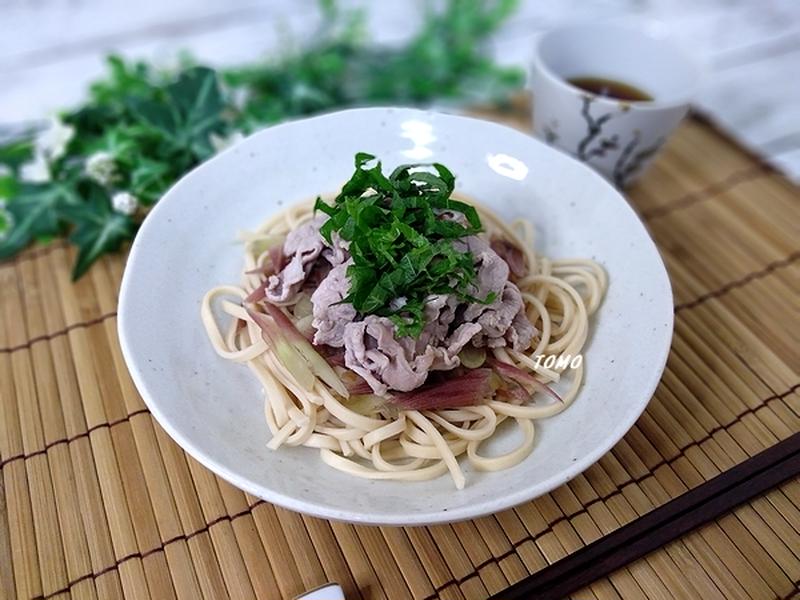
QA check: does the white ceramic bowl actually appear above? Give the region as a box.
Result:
[118,107,673,526]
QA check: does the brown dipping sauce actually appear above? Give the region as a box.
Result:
[567,76,653,102]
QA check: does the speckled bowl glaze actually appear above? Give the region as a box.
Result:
[118,107,673,526]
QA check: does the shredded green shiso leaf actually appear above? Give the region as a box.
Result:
[315,153,495,338]
[0,0,522,280]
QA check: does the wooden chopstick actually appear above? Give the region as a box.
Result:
[490,432,800,600]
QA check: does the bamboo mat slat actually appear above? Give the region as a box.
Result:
[1,102,798,600]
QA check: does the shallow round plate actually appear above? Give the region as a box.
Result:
[118,107,673,526]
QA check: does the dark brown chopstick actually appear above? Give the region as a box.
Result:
[490,432,800,600]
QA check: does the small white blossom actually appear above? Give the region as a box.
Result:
[17,117,76,183]
[0,164,11,177]
[19,151,51,183]
[231,87,251,110]
[85,151,117,185]
[210,131,246,154]
[111,191,139,216]
[35,117,75,161]
[219,78,251,111]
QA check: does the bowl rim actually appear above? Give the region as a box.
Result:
[118,106,674,525]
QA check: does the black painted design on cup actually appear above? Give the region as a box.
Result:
[543,119,560,144]
[574,96,665,188]
[576,95,619,161]
[612,130,665,188]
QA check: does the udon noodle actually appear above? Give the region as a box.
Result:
[201,199,607,488]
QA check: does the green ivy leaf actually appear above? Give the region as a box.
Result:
[89,55,159,108]
[0,138,35,172]
[0,174,17,199]
[61,186,136,280]
[0,182,80,259]
[129,66,226,161]
[129,158,170,205]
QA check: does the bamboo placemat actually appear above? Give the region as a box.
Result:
[1,102,798,600]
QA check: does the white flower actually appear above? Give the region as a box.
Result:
[0,164,11,177]
[210,131,245,154]
[111,191,139,216]
[17,117,76,183]
[219,78,251,111]
[35,117,75,161]
[19,151,51,183]
[230,86,251,110]
[85,151,117,185]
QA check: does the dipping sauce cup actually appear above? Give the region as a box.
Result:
[530,23,701,187]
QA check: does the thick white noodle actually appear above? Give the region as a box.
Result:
[201,199,607,488]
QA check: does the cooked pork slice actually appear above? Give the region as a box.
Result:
[335,235,537,394]
[471,282,525,348]
[446,322,483,355]
[414,294,457,350]
[274,214,538,394]
[505,306,537,352]
[311,261,357,347]
[459,235,510,321]
[343,316,439,396]
[322,230,350,267]
[265,215,327,303]
[266,216,352,304]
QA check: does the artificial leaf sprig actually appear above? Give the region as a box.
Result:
[0,0,522,279]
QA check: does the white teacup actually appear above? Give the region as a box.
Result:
[530,23,700,187]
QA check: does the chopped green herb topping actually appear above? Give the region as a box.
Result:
[314,153,495,337]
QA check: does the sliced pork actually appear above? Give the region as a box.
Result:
[265,214,327,304]
[265,216,351,304]
[311,261,357,347]
[343,316,435,395]
[266,214,538,395]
